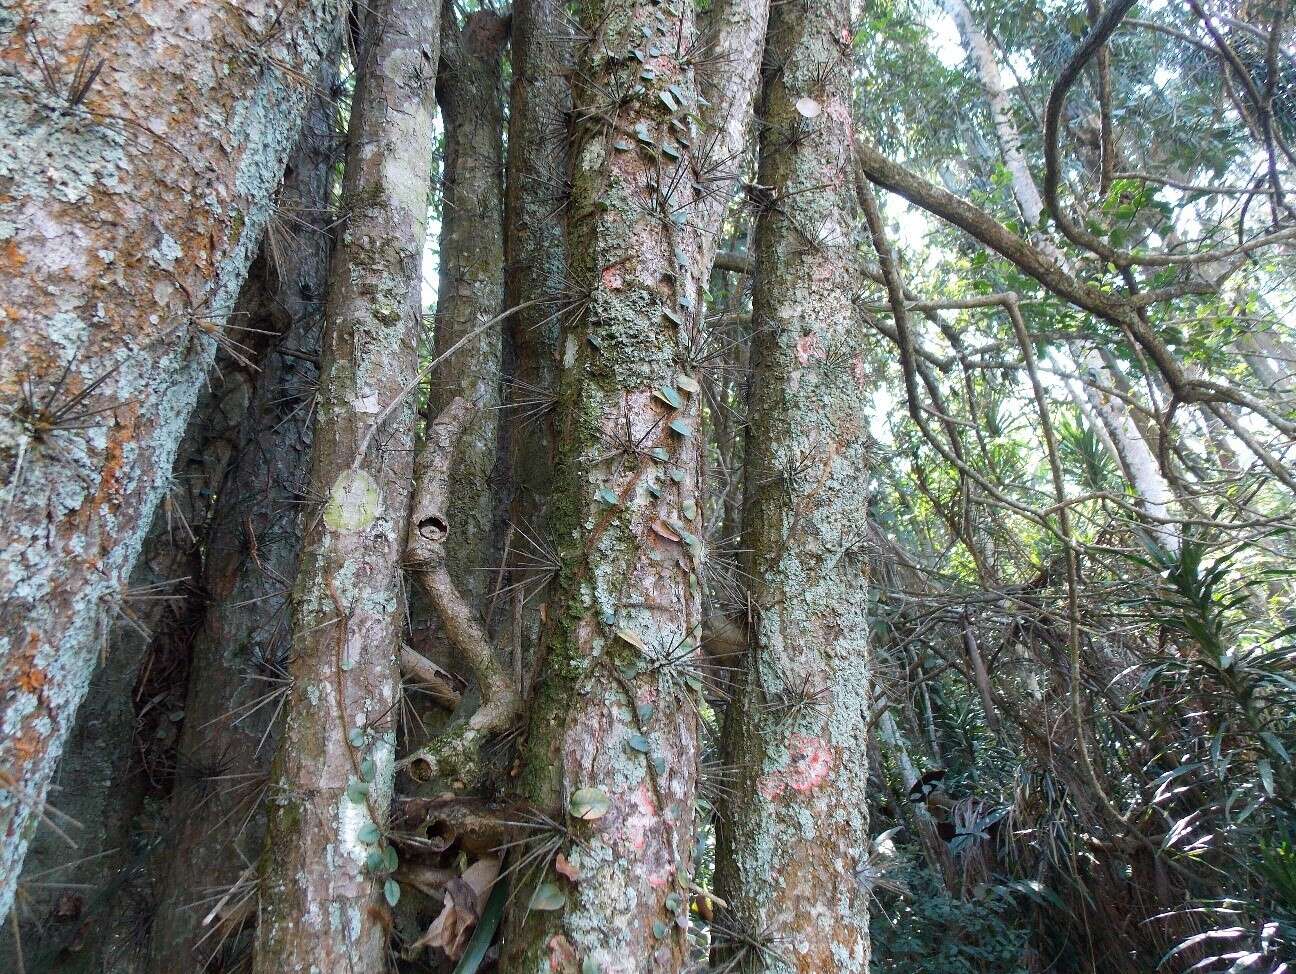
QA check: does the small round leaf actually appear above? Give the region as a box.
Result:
[569,787,612,821]
[530,882,567,911]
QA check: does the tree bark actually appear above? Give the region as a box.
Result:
[694,0,772,271]
[1,341,257,973]
[502,0,573,668]
[145,69,338,971]
[0,0,344,921]
[431,7,509,612]
[944,0,1180,554]
[714,1,873,971]
[251,0,439,968]
[499,1,712,969]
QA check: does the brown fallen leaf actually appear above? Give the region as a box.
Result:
[650,518,682,543]
[412,855,501,960]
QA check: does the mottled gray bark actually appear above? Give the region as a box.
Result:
[695,0,771,271]
[499,0,711,969]
[251,0,439,967]
[1,348,257,973]
[714,1,872,971]
[430,7,508,610]
[145,72,338,972]
[0,0,345,921]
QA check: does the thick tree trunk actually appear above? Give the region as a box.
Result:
[145,72,338,972]
[714,1,873,971]
[252,0,439,968]
[499,1,711,969]
[1,347,257,973]
[431,7,509,611]
[0,0,344,920]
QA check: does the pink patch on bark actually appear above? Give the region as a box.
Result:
[756,735,834,801]
[795,332,823,364]
[625,782,658,852]
[602,264,624,289]
[852,354,868,388]
[786,734,833,792]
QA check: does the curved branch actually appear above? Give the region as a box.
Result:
[399,397,521,787]
[1042,0,1140,262]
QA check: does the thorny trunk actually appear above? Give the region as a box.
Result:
[145,72,339,971]
[2,344,259,972]
[714,1,873,971]
[0,0,343,920]
[499,0,711,969]
[502,0,572,666]
[430,7,509,614]
[693,0,771,273]
[252,0,439,968]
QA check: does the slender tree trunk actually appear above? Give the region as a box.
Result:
[694,0,772,270]
[431,7,509,612]
[714,2,872,971]
[0,0,344,920]
[944,0,1044,229]
[252,0,439,968]
[145,70,339,971]
[499,1,711,969]
[944,0,1180,554]
[502,0,572,666]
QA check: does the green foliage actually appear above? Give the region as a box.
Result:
[870,857,1031,974]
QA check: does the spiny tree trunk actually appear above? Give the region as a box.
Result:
[502,0,572,665]
[145,72,339,971]
[430,6,509,612]
[714,1,873,971]
[499,0,712,969]
[1,345,259,973]
[252,0,439,967]
[694,0,771,270]
[0,0,344,920]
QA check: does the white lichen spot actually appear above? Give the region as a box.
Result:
[148,232,183,270]
[323,469,381,533]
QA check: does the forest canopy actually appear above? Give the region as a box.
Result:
[1,0,1295,972]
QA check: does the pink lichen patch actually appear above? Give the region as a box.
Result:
[852,354,868,388]
[795,332,824,365]
[756,735,834,800]
[785,734,833,792]
[602,264,625,290]
[625,782,658,853]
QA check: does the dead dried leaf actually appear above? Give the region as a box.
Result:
[554,851,582,882]
[795,96,822,118]
[650,519,682,543]
[412,856,501,960]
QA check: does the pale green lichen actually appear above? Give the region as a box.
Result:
[323,469,381,533]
